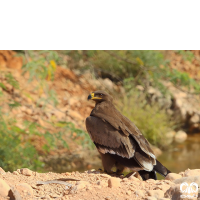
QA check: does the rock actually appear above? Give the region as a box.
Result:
[190,114,200,124]
[160,184,171,193]
[165,131,176,145]
[96,180,106,186]
[174,175,200,186]
[76,181,89,190]
[68,110,83,120]
[183,169,200,177]
[151,145,163,157]
[128,173,142,181]
[164,184,182,200]
[174,130,187,143]
[145,197,157,200]
[126,191,131,195]
[20,168,32,176]
[100,174,111,178]
[108,177,121,188]
[136,85,144,91]
[165,173,182,181]
[0,167,5,175]
[159,198,170,200]
[103,78,114,89]
[0,178,10,198]
[121,178,128,182]
[15,183,33,198]
[147,190,164,199]
[135,190,146,198]
[13,171,19,175]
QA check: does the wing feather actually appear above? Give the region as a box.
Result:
[86,116,135,159]
[90,102,156,161]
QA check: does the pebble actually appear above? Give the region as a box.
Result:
[147,190,164,199]
[145,197,157,200]
[135,190,146,198]
[0,178,10,198]
[15,183,33,198]
[165,173,182,181]
[100,174,111,178]
[20,168,33,176]
[13,171,19,175]
[183,169,200,177]
[108,177,121,188]
[76,181,89,190]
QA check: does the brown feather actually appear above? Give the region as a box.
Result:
[86,90,156,172]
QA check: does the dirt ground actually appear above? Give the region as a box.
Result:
[0,167,178,200]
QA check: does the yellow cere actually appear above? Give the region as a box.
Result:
[91,93,102,100]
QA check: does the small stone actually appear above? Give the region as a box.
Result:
[76,181,89,190]
[145,197,157,200]
[190,114,200,124]
[165,173,182,181]
[164,184,181,200]
[173,175,200,186]
[147,190,164,199]
[128,176,140,181]
[108,177,121,188]
[15,183,33,198]
[126,191,131,195]
[146,179,156,183]
[65,172,71,176]
[135,190,146,198]
[20,168,32,176]
[0,178,10,198]
[13,171,19,175]
[174,130,187,143]
[159,198,171,200]
[100,174,111,178]
[160,184,171,193]
[183,169,200,177]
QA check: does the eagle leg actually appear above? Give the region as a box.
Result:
[115,162,125,175]
[100,153,116,174]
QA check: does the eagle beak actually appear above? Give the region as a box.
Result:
[88,93,102,101]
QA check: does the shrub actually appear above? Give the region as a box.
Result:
[117,91,174,148]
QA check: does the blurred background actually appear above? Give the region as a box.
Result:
[0,50,200,176]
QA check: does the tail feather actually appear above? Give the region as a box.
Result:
[138,170,157,180]
[153,159,171,177]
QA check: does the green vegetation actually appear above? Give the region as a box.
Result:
[0,107,93,171]
[0,52,94,172]
[118,92,174,148]
[66,50,200,93]
[176,50,194,61]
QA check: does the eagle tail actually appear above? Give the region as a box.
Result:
[153,159,171,177]
[138,170,157,180]
[138,159,171,180]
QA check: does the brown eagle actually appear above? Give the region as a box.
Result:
[86,90,171,180]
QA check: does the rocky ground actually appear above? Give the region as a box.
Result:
[0,167,200,200]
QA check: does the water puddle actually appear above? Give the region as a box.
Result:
[157,133,200,173]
